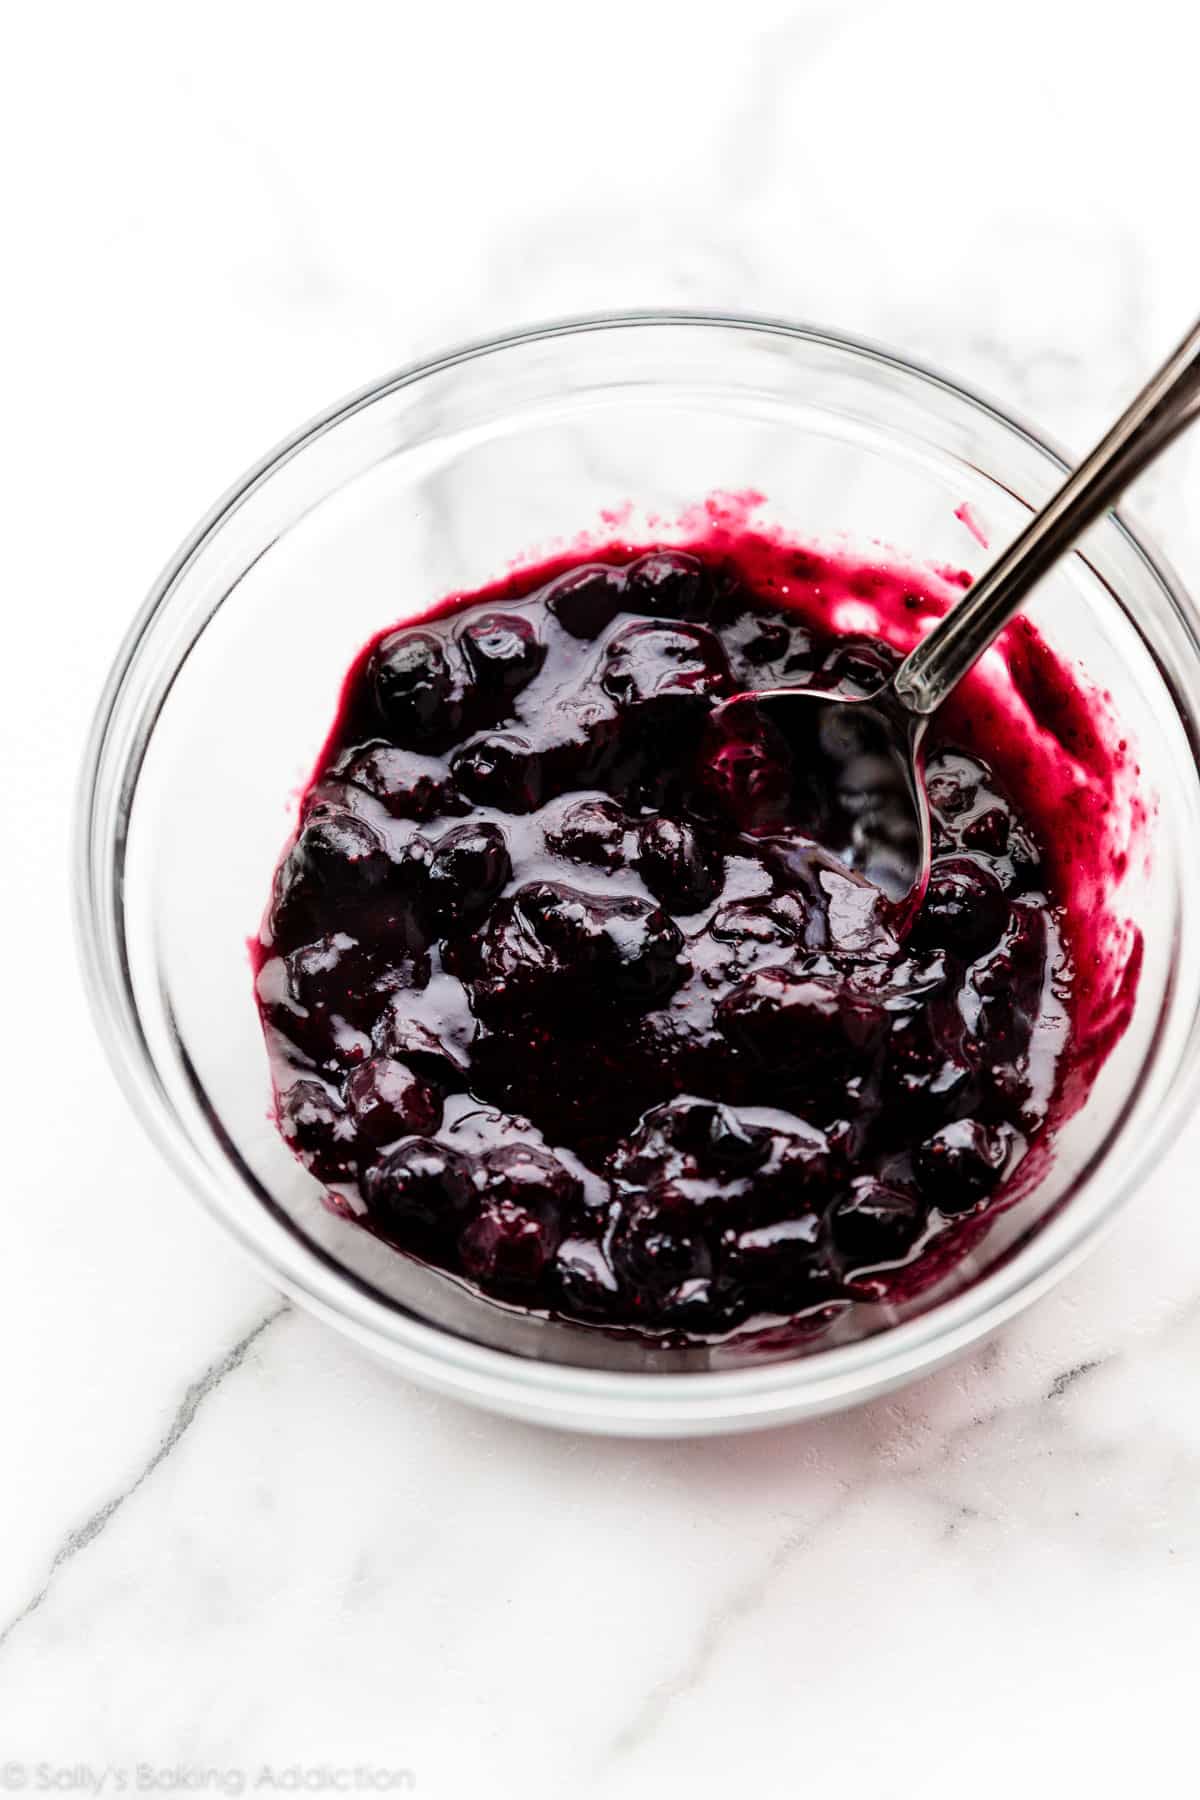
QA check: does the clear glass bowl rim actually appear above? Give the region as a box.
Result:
[74,308,1200,1431]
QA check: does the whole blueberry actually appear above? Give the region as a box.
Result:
[347,1057,443,1146]
[718,967,883,1072]
[830,1177,926,1271]
[284,932,381,1023]
[925,756,985,824]
[370,628,468,746]
[882,1009,973,1122]
[731,613,792,667]
[547,797,629,869]
[545,564,628,639]
[752,1119,833,1199]
[479,1142,581,1219]
[912,1118,1021,1214]
[451,732,544,812]
[269,808,392,945]
[722,1214,836,1317]
[261,932,386,1067]
[370,1000,472,1078]
[625,550,707,619]
[277,1079,356,1180]
[553,1239,620,1322]
[710,892,809,957]
[628,1097,770,1178]
[427,821,511,920]
[961,806,1011,856]
[602,621,730,709]
[592,894,688,1003]
[471,882,580,997]
[474,882,685,1010]
[458,610,545,698]
[335,741,467,822]
[610,1198,714,1307]
[913,858,1009,958]
[360,1137,475,1240]
[636,815,720,912]
[459,1197,561,1288]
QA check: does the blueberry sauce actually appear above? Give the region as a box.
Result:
[253,520,1143,1343]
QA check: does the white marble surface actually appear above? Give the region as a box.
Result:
[7,0,1200,1789]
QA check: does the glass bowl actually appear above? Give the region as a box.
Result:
[76,312,1200,1435]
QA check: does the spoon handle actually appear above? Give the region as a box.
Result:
[893,315,1200,716]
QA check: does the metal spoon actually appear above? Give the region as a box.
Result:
[709,315,1200,904]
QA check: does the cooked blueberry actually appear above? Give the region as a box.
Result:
[721,610,795,674]
[545,564,627,639]
[968,904,1046,1039]
[614,1097,774,1189]
[743,619,791,663]
[360,831,436,952]
[719,968,883,1072]
[451,732,543,812]
[593,895,688,1001]
[479,1142,580,1220]
[258,932,392,1067]
[961,806,1011,855]
[831,1177,926,1269]
[296,808,389,887]
[468,1016,654,1162]
[471,882,575,996]
[459,1197,561,1288]
[883,1009,973,1120]
[721,604,819,677]
[710,892,809,957]
[602,621,730,708]
[610,1199,714,1306]
[284,933,380,1020]
[371,628,468,745]
[360,1137,475,1239]
[912,1118,1021,1213]
[475,882,686,1010]
[459,610,545,697]
[269,809,393,943]
[722,1215,836,1315]
[277,1079,355,1179]
[371,999,473,1076]
[814,864,900,958]
[347,1057,442,1146]
[427,821,511,919]
[625,550,706,617]
[534,693,624,796]
[753,1119,834,1199]
[547,797,628,868]
[553,1238,620,1320]
[636,816,720,912]
[701,1106,767,1171]
[335,741,466,821]
[912,858,1009,957]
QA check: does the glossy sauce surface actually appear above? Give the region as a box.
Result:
[253,527,1141,1341]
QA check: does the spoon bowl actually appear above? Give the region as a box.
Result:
[706,685,929,903]
[716,311,1200,907]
